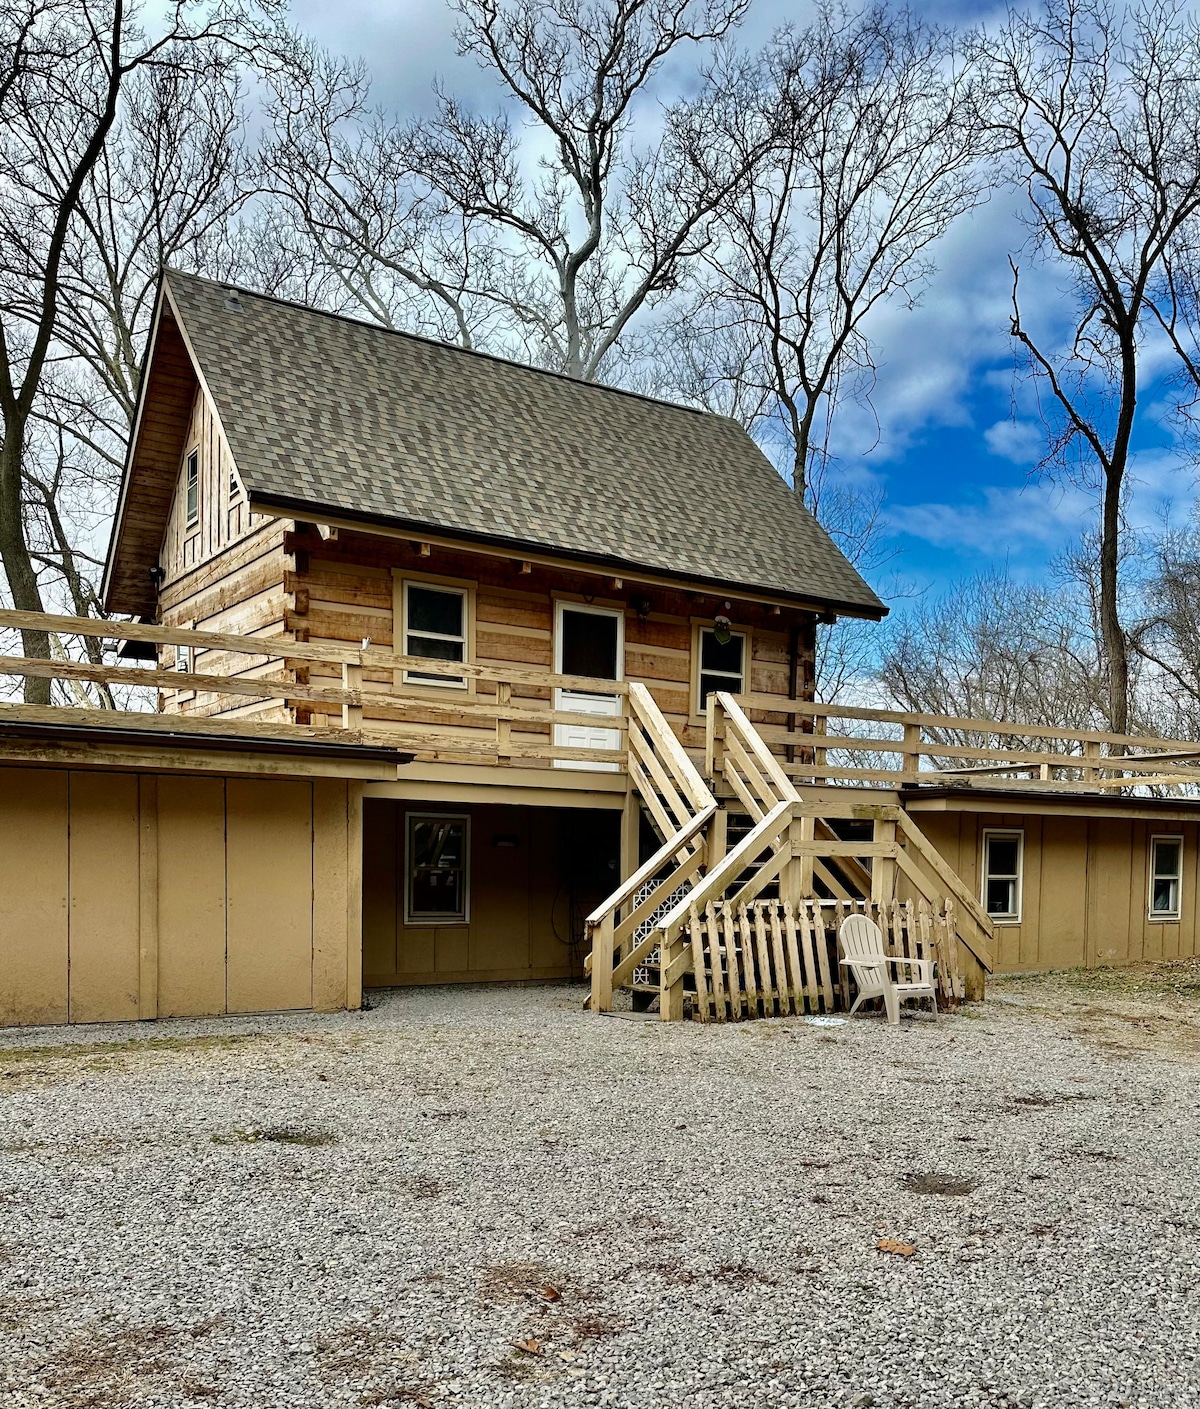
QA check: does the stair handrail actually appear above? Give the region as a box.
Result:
[586,685,717,1012]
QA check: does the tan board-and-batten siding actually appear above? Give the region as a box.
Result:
[910,805,1200,970]
[0,766,362,1028]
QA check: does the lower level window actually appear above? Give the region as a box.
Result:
[982,829,1022,922]
[1149,835,1182,920]
[406,813,469,924]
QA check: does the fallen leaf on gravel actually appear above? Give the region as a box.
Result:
[876,1238,916,1258]
[511,1338,542,1356]
[540,1285,561,1302]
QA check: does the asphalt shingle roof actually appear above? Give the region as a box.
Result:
[164,271,884,615]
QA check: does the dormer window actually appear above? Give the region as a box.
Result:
[185,450,200,528]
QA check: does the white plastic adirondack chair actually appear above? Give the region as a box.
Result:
[838,914,937,1026]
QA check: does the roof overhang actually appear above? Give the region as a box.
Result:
[254,493,889,621]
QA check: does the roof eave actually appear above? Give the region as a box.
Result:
[249,492,889,621]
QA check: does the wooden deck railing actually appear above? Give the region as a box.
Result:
[0,608,631,766]
[744,695,1200,794]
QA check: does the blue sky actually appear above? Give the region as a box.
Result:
[289,0,1198,605]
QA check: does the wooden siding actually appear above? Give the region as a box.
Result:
[105,310,198,616]
[362,799,619,986]
[0,766,360,1027]
[153,383,288,726]
[913,809,1200,971]
[281,526,817,765]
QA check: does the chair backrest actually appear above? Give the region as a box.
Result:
[839,913,885,961]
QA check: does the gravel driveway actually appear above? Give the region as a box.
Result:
[1,971,1196,1409]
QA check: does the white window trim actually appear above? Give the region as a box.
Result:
[184,447,200,529]
[404,811,471,926]
[399,578,471,690]
[981,828,1024,925]
[1148,833,1183,922]
[692,621,749,716]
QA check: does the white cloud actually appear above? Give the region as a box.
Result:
[983,418,1043,464]
[887,480,1098,556]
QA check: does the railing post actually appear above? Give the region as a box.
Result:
[871,812,897,904]
[660,928,687,1021]
[902,722,921,781]
[786,809,813,904]
[812,714,827,785]
[705,693,724,783]
[341,657,363,730]
[590,914,615,1012]
[496,680,512,759]
[1083,739,1101,784]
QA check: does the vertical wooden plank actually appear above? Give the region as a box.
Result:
[1086,817,1133,968]
[768,905,791,1016]
[781,903,805,1012]
[345,781,364,1011]
[1039,816,1088,970]
[361,799,398,982]
[68,771,141,1024]
[723,904,744,1019]
[137,776,159,1020]
[157,776,227,1018]
[753,904,774,1015]
[227,778,313,1013]
[738,905,759,1016]
[592,914,615,1012]
[313,779,349,1011]
[795,900,818,1013]
[706,901,727,1022]
[689,905,709,1022]
[815,901,836,1012]
[0,768,68,1026]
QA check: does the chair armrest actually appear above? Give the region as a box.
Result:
[885,955,934,981]
[839,956,887,967]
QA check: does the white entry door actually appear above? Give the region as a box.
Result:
[553,602,624,772]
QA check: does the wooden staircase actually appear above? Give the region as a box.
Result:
[586,689,996,1020]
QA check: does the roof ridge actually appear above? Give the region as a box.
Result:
[164,268,714,420]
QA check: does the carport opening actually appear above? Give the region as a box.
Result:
[362,800,620,987]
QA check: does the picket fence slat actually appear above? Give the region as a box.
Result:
[686,896,962,1021]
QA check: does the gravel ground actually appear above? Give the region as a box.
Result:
[1,971,1196,1409]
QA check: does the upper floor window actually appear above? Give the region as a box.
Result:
[1149,835,1182,920]
[982,829,1023,923]
[185,449,200,528]
[402,581,467,688]
[697,626,746,709]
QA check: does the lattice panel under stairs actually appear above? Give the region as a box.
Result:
[684,897,964,1024]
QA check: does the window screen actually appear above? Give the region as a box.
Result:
[403,584,466,686]
[698,628,746,708]
[982,831,1022,921]
[406,814,469,923]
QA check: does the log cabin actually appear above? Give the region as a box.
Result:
[2,270,1198,1027]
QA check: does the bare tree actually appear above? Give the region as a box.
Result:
[267,0,773,379]
[677,4,986,503]
[880,567,1114,762]
[1129,511,1200,738]
[972,0,1200,733]
[0,0,270,701]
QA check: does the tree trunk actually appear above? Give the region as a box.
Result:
[1099,465,1128,735]
[0,424,52,704]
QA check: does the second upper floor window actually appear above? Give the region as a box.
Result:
[185,450,200,528]
[697,626,746,709]
[402,582,467,688]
